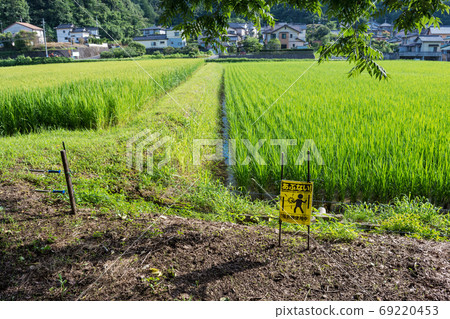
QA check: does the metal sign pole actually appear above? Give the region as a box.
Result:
[279,152,284,247]
[307,150,311,250]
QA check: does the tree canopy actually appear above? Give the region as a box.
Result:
[159,0,450,79]
[306,24,332,50]
[242,37,263,52]
[0,0,160,41]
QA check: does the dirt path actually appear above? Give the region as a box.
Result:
[0,182,449,300]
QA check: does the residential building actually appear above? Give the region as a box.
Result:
[55,24,100,43]
[387,36,402,46]
[166,27,187,48]
[55,24,74,42]
[379,22,394,35]
[399,32,420,45]
[441,43,450,61]
[142,26,165,36]
[228,22,258,38]
[199,34,235,50]
[86,27,100,38]
[133,26,186,49]
[69,28,91,43]
[133,34,168,49]
[2,22,44,44]
[427,26,450,40]
[399,35,444,60]
[262,23,307,49]
[368,21,384,38]
[198,22,259,52]
[228,23,246,38]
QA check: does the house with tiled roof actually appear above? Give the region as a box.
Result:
[399,35,445,60]
[379,22,394,34]
[262,23,307,49]
[2,22,44,44]
[427,26,450,40]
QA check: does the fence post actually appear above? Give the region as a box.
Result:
[61,150,76,214]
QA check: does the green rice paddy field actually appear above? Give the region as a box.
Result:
[0,59,449,206]
[0,59,203,135]
[224,61,449,205]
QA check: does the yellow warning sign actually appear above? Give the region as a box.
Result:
[280,180,313,225]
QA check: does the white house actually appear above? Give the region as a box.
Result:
[165,28,186,48]
[142,26,165,36]
[133,26,186,49]
[262,23,307,49]
[133,35,168,49]
[69,28,91,43]
[228,23,246,37]
[55,24,100,43]
[55,24,75,42]
[2,22,44,44]
[86,27,99,37]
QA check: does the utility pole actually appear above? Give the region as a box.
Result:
[42,18,48,57]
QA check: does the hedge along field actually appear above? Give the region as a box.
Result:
[224,61,449,206]
[0,59,203,135]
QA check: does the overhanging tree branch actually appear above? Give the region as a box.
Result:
[159,0,449,79]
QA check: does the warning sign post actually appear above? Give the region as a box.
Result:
[278,150,313,249]
[280,180,313,225]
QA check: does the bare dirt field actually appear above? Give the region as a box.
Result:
[0,182,449,301]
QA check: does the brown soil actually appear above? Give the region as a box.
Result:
[0,182,449,301]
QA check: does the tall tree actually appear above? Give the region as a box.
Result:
[0,0,30,27]
[28,0,73,26]
[133,0,157,23]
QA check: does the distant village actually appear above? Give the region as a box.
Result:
[1,20,450,61]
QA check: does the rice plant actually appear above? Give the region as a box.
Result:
[224,60,449,205]
[0,59,203,135]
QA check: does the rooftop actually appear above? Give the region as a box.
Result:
[72,28,88,33]
[5,22,43,31]
[142,26,164,31]
[417,36,445,42]
[428,26,450,35]
[263,23,307,34]
[56,24,75,29]
[228,23,246,29]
